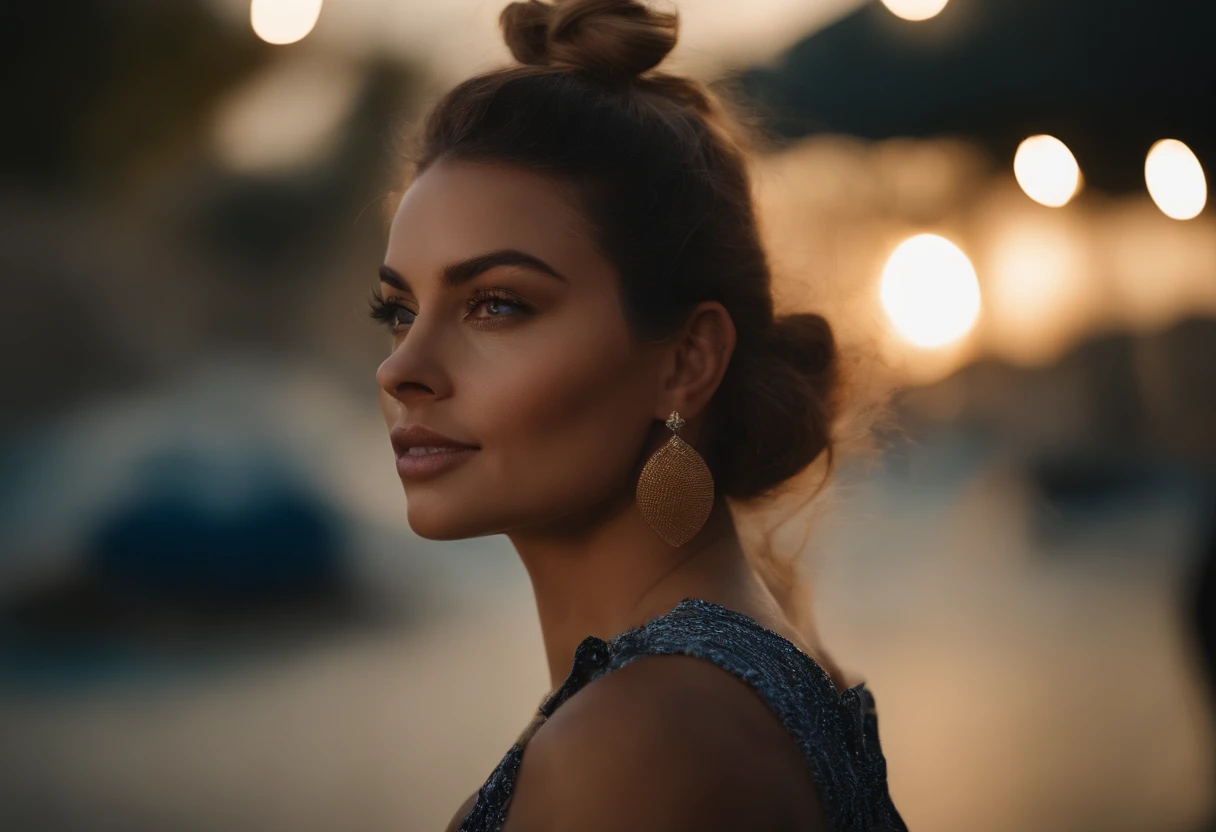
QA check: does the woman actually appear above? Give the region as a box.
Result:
[370,1,907,829]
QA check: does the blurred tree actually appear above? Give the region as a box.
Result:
[0,0,269,191]
[737,0,1216,194]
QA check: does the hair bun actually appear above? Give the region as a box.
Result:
[768,312,836,384]
[500,0,678,82]
[708,311,839,500]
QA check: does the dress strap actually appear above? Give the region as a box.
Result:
[508,636,611,749]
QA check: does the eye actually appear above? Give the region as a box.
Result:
[465,288,533,322]
[367,288,415,333]
[368,286,534,335]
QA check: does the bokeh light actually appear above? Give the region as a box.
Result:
[250,0,323,45]
[985,219,1093,364]
[1014,135,1081,207]
[880,0,951,22]
[1145,139,1207,220]
[211,57,361,175]
[880,233,982,348]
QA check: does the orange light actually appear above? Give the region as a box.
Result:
[880,234,981,349]
[250,0,323,45]
[1014,135,1081,208]
[1145,139,1207,220]
[880,0,950,21]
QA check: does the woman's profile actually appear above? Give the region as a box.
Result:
[369,0,908,829]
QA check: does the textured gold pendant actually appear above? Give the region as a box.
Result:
[636,412,715,547]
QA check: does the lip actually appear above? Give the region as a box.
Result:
[395,447,478,479]
[390,424,479,481]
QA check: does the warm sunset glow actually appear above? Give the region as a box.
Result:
[880,234,981,349]
[880,0,950,22]
[1014,135,1081,208]
[1145,139,1207,220]
[250,0,323,45]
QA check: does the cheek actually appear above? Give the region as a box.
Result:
[472,319,652,504]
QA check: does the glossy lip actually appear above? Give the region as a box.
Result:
[390,424,480,481]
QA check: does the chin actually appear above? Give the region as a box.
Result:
[405,495,500,541]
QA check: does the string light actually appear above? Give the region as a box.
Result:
[1145,139,1207,220]
[250,0,323,45]
[880,0,950,22]
[880,234,982,349]
[1014,135,1081,207]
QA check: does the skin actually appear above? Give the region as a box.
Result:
[375,158,833,831]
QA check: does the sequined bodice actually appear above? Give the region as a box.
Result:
[455,597,907,832]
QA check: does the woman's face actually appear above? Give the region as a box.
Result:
[375,158,661,540]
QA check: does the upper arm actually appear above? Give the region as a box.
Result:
[444,791,478,832]
[502,654,829,832]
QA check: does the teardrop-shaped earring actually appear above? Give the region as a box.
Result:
[635,411,715,547]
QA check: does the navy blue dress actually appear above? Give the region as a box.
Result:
[456,597,907,831]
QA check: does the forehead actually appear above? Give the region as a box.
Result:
[386,158,599,278]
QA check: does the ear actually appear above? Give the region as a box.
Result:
[655,301,737,424]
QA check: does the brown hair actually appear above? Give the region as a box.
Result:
[398,0,842,631]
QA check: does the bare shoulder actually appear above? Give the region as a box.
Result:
[502,653,829,832]
[443,790,478,832]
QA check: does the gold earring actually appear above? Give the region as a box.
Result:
[636,411,715,547]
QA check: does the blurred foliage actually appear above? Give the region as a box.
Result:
[0,0,421,438]
[1,1,273,191]
[191,59,419,276]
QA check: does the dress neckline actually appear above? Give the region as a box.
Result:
[543,597,863,715]
[634,597,860,696]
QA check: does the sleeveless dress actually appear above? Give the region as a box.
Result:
[456,597,907,832]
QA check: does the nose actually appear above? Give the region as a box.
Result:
[375,322,450,405]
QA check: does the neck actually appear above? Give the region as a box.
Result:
[508,492,776,692]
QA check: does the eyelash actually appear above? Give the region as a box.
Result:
[367,286,533,333]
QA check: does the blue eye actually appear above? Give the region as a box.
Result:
[389,305,416,327]
[465,289,534,322]
[367,286,534,334]
[367,289,415,333]
[473,297,521,317]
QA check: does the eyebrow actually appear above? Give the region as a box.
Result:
[378,248,569,293]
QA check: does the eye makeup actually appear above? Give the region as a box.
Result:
[367,285,536,334]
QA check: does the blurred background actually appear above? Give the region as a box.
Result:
[1,0,1213,829]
